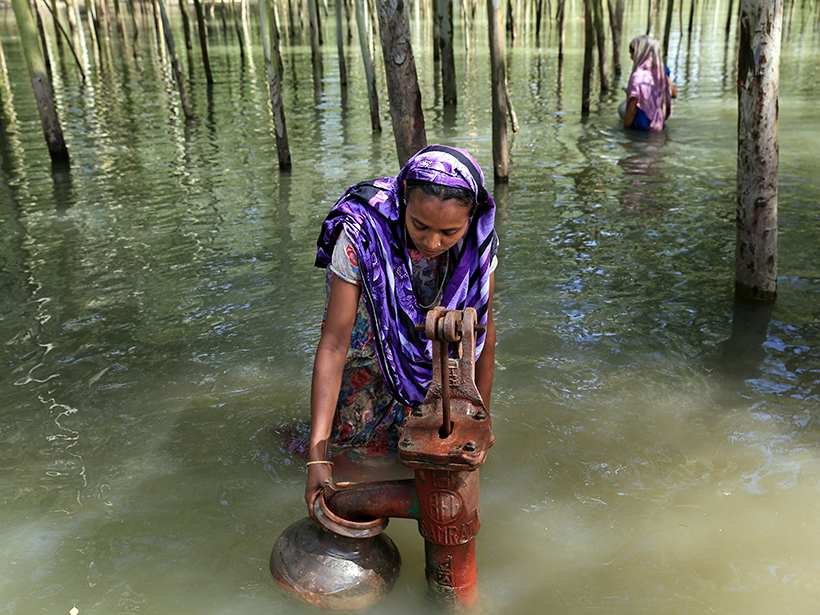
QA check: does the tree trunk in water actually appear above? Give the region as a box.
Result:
[438,0,456,104]
[506,0,515,40]
[335,0,347,86]
[487,0,508,180]
[112,0,126,37]
[687,0,696,37]
[582,0,594,115]
[307,0,323,77]
[156,0,194,119]
[178,0,193,51]
[11,0,70,163]
[592,0,608,90]
[376,0,426,167]
[260,0,292,168]
[192,0,214,84]
[608,0,623,74]
[662,0,674,61]
[355,0,381,131]
[557,0,565,60]
[735,0,782,301]
[646,0,651,34]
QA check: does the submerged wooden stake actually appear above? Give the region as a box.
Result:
[12,0,70,162]
[355,0,381,131]
[192,0,214,84]
[156,0,194,118]
[260,0,292,168]
[487,0,508,180]
[438,0,456,104]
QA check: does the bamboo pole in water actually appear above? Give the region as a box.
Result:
[687,0,696,36]
[156,0,194,118]
[355,0,381,131]
[582,0,594,114]
[438,0,457,104]
[592,0,609,90]
[307,0,323,75]
[506,0,516,39]
[735,0,782,301]
[376,0,426,167]
[42,0,88,82]
[487,0,509,180]
[662,0,674,60]
[608,0,624,74]
[557,0,566,60]
[178,0,193,50]
[336,0,347,86]
[260,0,292,168]
[227,0,245,63]
[192,0,215,84]
[11,0,70,163]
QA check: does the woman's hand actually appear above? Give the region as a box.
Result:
[305,463,333,521]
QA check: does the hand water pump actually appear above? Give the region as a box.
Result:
[271,307,493,609]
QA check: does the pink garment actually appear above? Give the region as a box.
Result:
[625,36,671,131]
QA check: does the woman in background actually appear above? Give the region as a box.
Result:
[620,35,677,131]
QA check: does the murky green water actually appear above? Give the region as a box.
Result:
[1,1,819,613]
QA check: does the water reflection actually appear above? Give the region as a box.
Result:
[617,130,670,212]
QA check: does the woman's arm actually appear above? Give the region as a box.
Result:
[474,273,495,410]
[668,77,678,99]
[623,97,639,128]
[305,273,361,519]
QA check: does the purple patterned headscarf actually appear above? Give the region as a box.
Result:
[315,145,497,407]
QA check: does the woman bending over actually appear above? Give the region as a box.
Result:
[305,145,498,516]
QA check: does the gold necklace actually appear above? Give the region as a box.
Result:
[403,224,450,310]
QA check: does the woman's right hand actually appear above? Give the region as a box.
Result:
[305,463,333,521]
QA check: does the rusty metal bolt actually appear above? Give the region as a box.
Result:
[401,438,414,448]
[462,441,478,453]
[473,410,487,421]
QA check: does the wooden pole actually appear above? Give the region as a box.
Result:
[487,0,508,180]
[307,0,323,75]
[608,0,624,74]
[662,0,674,60]
[376,0,426,167]
[735,0,783,301]
[11,0,70,163]
[592,0,609,90]
[355,0,381,131]
[438,0,457,104]
[557,0,566,60]
[582,0,594,115]
[156,0,194,119]
[336,0,347,86]
[178,0,193,50]
[260,0,292,168]
[192,0,214,84]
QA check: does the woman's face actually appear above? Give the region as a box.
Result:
[404,188,471,259]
